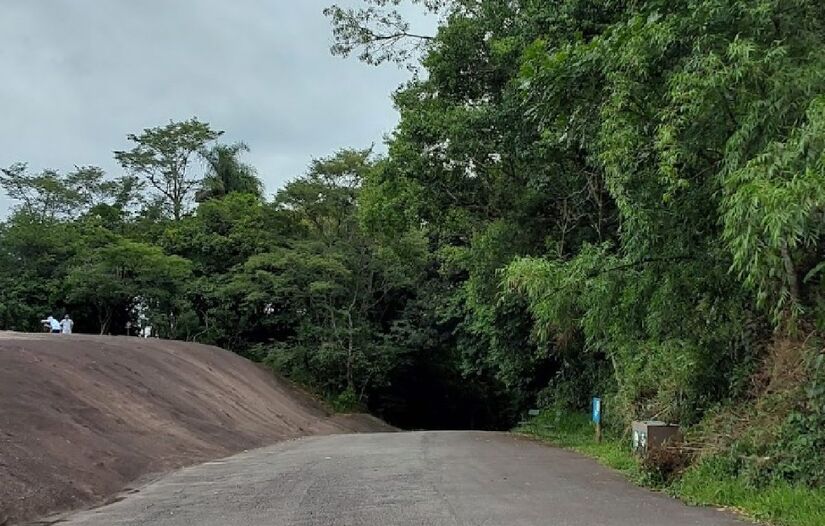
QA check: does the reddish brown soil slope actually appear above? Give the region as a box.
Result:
[0,333,393,524]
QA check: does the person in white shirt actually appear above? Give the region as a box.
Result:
[40,316,61,334]
[60,315,74,334]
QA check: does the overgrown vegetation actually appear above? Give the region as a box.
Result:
[519,410,825,526]
[2,1,825,517]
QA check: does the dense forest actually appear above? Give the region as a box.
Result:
[2,0,824,491]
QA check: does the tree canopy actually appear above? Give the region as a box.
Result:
[114,118,222,220]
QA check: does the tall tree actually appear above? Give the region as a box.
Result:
[263,149,424,401]
[197,142,263,201]
[65,239,192,334]
[115,118,222,220]
[0,163,136,222]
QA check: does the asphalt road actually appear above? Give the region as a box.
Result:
[59,432,744,526]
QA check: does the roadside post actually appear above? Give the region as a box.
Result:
[519,409,541,431]
[592,397,602,443]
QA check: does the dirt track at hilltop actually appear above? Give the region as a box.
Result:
[0,333,392,525]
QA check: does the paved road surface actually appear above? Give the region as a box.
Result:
[60,432,743,526]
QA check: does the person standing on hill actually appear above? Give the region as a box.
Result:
[60,315,74,335]
[40,316,61,334]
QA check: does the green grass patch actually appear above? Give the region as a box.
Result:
[675,458,825,526]
[517,409,825,526]
[516,410,641,481]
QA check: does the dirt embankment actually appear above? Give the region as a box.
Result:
[0,333,393,525]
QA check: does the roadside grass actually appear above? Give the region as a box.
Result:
[516,410,825,526]
[674,459,825,526]
[517,411,641,481]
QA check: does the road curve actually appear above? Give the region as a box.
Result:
[60,431,744,526]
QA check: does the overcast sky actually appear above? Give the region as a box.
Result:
[0,0,435,214]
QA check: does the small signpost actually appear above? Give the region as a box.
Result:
[518,409,542,429]
[592,397,602,443]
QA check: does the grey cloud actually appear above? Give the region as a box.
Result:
[0,0,435,213]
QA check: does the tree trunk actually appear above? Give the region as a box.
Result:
[99,308,112,335]
[346,310,355,392]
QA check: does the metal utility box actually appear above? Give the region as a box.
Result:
[631,421,681,453]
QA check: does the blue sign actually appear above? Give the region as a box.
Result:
[592,397,602,425]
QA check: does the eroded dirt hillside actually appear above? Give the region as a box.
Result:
[0,333,392,524]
